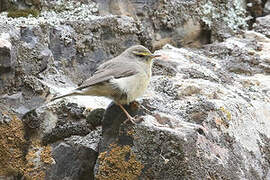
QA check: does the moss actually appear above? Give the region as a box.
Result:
[7,9,39,18]
[96,143,144,180]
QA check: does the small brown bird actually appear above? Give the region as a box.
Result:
[51,45,160,123]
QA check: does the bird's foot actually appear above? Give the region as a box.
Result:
[117,103,144,124]
[124,115,144,124]
[124,117,136,124]
[130,101,153,115]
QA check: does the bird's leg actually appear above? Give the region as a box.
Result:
[117,104,136,124]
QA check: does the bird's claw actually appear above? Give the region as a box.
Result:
[123,115,143,124]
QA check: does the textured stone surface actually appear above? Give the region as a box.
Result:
[46,129,101,180]
[1,0,270,179]
[0,32,15,93]
[265,0,270,14]
[95,33,270,179]
[97,0,248,44]
[253,14,270,38]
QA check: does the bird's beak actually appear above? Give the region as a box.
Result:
[149,54,161,59]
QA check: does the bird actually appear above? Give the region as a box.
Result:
[51,45,160,123]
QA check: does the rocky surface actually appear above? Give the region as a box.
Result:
[95,30,270,179]
[265,0,270,14]
[0,0,270,179]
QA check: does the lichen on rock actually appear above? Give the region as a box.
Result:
[96,143,144,180]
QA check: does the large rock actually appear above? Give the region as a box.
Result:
[21,100,103,179]
[95,31,270,179]
[253,14,270,38]
[0,32,15,93]
[97,0,248,45]
[45,129,101,180]
[1,0,270,179]
[265,0,270,14]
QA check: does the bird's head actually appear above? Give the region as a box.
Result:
[124,45,160,63]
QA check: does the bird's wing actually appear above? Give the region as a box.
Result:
[76,59,140,90]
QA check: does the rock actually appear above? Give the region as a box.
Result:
[253,14,270,38]
[0,111,55,179]
[100,102,142,151]
[246,0,265,18]
[45,129,101,180]
[152,58,178,77]
[0,33,15,93]
[42,122,92,145]
[95,32,270,179]
[0,33,12,72]
[204,31,270,76]
[98,0,248,43]
[20,100,93,145]
[0,0,13,12]
[86,108,105,129]
[1,0,270,179]
[265,0,270,14]
[0,111,12,124]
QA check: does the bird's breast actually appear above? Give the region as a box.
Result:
[110,70,151,104]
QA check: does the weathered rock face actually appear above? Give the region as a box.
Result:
[253,14,270,38]
[265,0,270,14]
[1,0,270,179]
[97,0,250,49]
[45,129,101,180]
[0,30,16,93]
[95,31,270,179]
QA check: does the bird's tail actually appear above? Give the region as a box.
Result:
[51,91,81,101]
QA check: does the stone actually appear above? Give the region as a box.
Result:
[253,14,270,38]
[1,0,270,179]
[0,0,13,12]
[45,138,99,180]
[95,33,270,178]
[86,108,105,129]
[0,34,12,73]
[246,0,265,18]
[45,130,101,180]
[0,33,16,93]
[264,0,270,14]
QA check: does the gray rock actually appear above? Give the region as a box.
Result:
[0,111,12,124]
[95,32,270,179]
[1,0,270,179]
[0,35,12,72]
[22,108,42,129]
[20,100,94,145]
[97,0,248,44]
[100,102,142,151]
[42,122,92,145]
[86,108,105,129]
[265,0,270,14]
[45,129,101,180]
[0,33,16,93]
[46,131,100,180]
[253,14,270,38]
